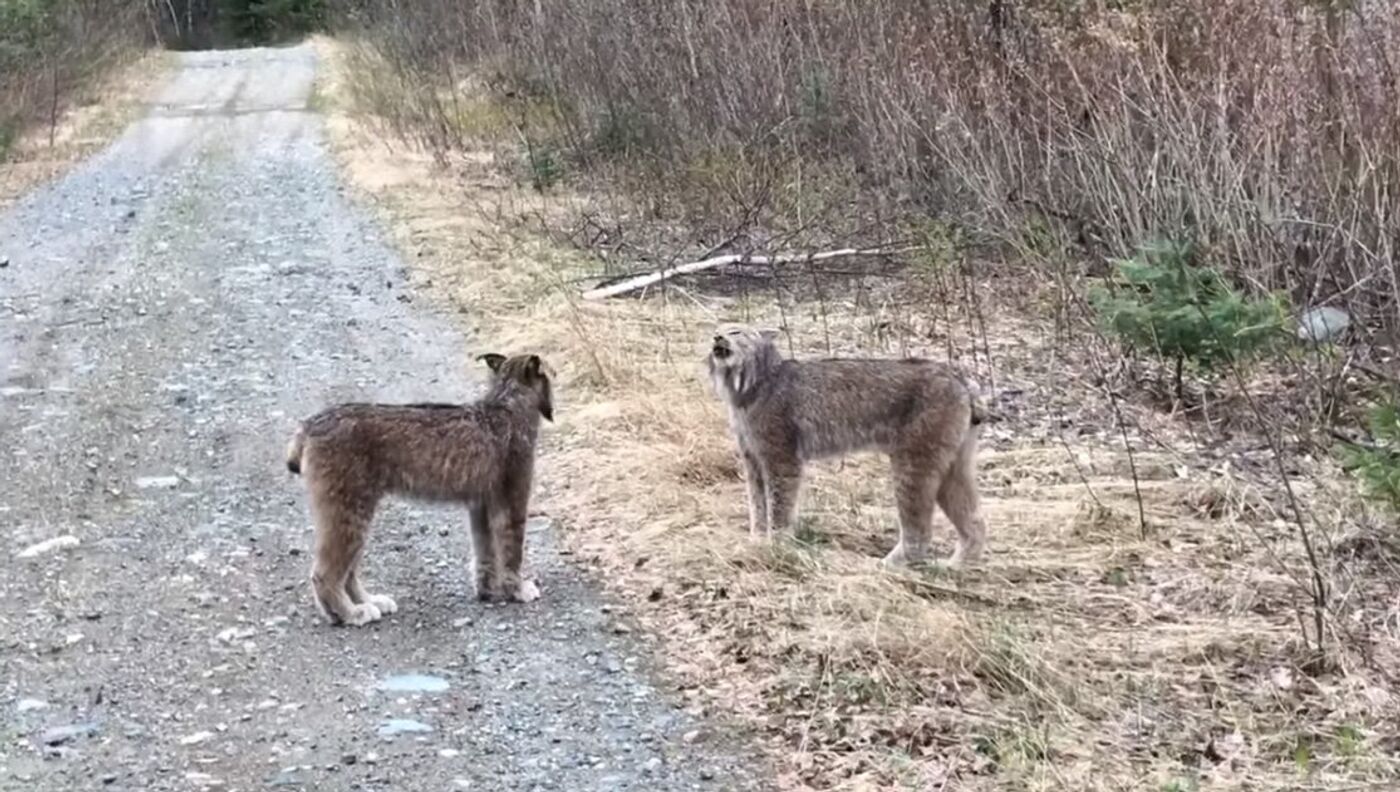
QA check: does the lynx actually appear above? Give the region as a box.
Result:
[285,353,554,626]
[707,324,987,568]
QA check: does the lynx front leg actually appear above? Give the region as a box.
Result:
[498,479,540,604]
[764,458,804,536]
[742,449,770,536]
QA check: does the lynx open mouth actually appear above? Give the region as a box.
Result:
[711,340,731,360]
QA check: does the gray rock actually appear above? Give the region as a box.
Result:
[39,722,100,746]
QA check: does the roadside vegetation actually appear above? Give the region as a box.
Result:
[315,1,1400,789]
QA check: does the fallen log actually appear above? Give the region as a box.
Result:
[580,246,909,300]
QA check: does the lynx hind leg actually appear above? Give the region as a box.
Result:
[938,431,987,568]
[469,502,502,602]
[347,568,398,616]
[882,455,942,569]
[309,490,383,627]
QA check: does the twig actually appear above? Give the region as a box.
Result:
[581,246,914,300]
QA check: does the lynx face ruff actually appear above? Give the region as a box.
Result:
[286,353,554,626]
[707,325,987,568]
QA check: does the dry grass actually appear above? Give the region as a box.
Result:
[313,37,1400,792]
[0,48,171,210]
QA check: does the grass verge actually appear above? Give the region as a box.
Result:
[0,48,171,210]
[312,36,1400,792]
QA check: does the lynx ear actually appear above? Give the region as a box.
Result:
[526,354,542,377]
[477,353,506,372]
[758,327,782,342]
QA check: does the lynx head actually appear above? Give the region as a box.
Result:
[478,352,554,422]
[707,324,782,406]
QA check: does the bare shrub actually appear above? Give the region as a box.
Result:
[333,0,1400,340]
[0,1,152,157]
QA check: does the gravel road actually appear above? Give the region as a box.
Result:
[0,45,767,792]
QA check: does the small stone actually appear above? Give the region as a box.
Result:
[185,771,224,789]
[375,674,449,694]
[682,729,702,744]
[17,698,48,713]
[135,475,180,490]
[0,256,9,268]
[341,753,357,765]
[266,768,302,787]
[699,768,716,781]
[438,748,461,759]
[376,718,432,738]
[179,730,214,746]
[643,757,663,773]
[216,627,256,643]
[451,617,473,629]
[100,774,118,785]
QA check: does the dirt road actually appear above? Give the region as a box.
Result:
[0,45,765,791]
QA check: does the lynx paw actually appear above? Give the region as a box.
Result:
[476,579,501,602]
[344,602,383,626]
[880,543,930,569]
[367,594,398,615]
[510,579,541,604]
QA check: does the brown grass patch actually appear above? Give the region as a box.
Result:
[0,49,171,210]
[313,37,1400,792]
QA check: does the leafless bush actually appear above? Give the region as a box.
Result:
[0,1,154,154]
[334,0,1400,341]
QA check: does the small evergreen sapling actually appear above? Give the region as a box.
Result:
[1090,241,1289,400]
[1342,400,1400,512]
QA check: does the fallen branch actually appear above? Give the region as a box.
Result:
[581,246,911,300]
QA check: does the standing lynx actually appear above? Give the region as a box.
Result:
[285,353,554,626]
[707,324,987,568]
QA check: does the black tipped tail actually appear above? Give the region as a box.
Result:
[285,427,306,475]
[967,377,990,426]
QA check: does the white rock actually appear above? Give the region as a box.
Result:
[215,627,256,643]
[184,772,224,788]
[16,535,80,558]
[136,475,181,490]
[1297,306,1350,342]
[16,698,48,713]
[180,730,215,746]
